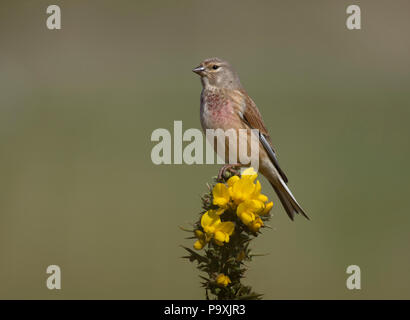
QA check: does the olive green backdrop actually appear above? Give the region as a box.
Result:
[1,0,409,299]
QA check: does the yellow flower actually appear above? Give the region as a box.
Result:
[201,210,221,234]
[214,221,235,245]
[238,210,255,225]
[193,230,207,250]
[261,201,273,215]
[216,273,231,287]
[194,229,204,238]
[227,175,240,187]
[237,200,264,225]
[213,183,230,208]
[252,180,268,203]
[229,168,269,206]
[193,239,205,250]
[241,167,258,180]
[249,216,264,233]
[230,176,256,205]
[227,176,239,201]
[206,167,272,233]
[201,210,235,246]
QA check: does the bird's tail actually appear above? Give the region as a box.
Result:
[269,178,309,221]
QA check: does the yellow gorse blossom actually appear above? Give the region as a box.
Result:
[213,168,273,233]
[193,168,272,251]
[216,273,231,287]
[249,216,264,233]
[237,200,263,225]
[212,183,230,209]
[193,230,208,250]
[196,210,235,248]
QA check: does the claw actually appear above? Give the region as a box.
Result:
[217,164,241,181]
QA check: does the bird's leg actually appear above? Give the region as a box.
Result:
[218,164,242,181]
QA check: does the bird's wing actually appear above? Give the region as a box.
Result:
[238,89,289,183]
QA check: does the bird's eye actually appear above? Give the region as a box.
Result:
[212,65,220,70]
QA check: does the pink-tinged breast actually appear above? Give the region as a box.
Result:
[201,90,237,130]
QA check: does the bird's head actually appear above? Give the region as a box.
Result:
[192,57,242,90]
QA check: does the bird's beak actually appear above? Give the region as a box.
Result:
[192,65,205,75]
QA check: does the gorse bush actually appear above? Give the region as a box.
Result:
[182,168,273,300]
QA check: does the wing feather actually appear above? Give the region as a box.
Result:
[239,90,289,183]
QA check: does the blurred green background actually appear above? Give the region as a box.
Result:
[1,0,409,299]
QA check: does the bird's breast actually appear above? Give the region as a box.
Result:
[200,90,238,131]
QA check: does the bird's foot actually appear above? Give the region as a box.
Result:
[217,164,241,181]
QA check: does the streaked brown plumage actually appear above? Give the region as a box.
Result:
[193,57,309,221]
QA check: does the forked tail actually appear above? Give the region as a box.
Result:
[269,178,309,221]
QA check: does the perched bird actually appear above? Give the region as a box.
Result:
[193,57,309,221]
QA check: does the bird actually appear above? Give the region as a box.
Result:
[192,57,309,221]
